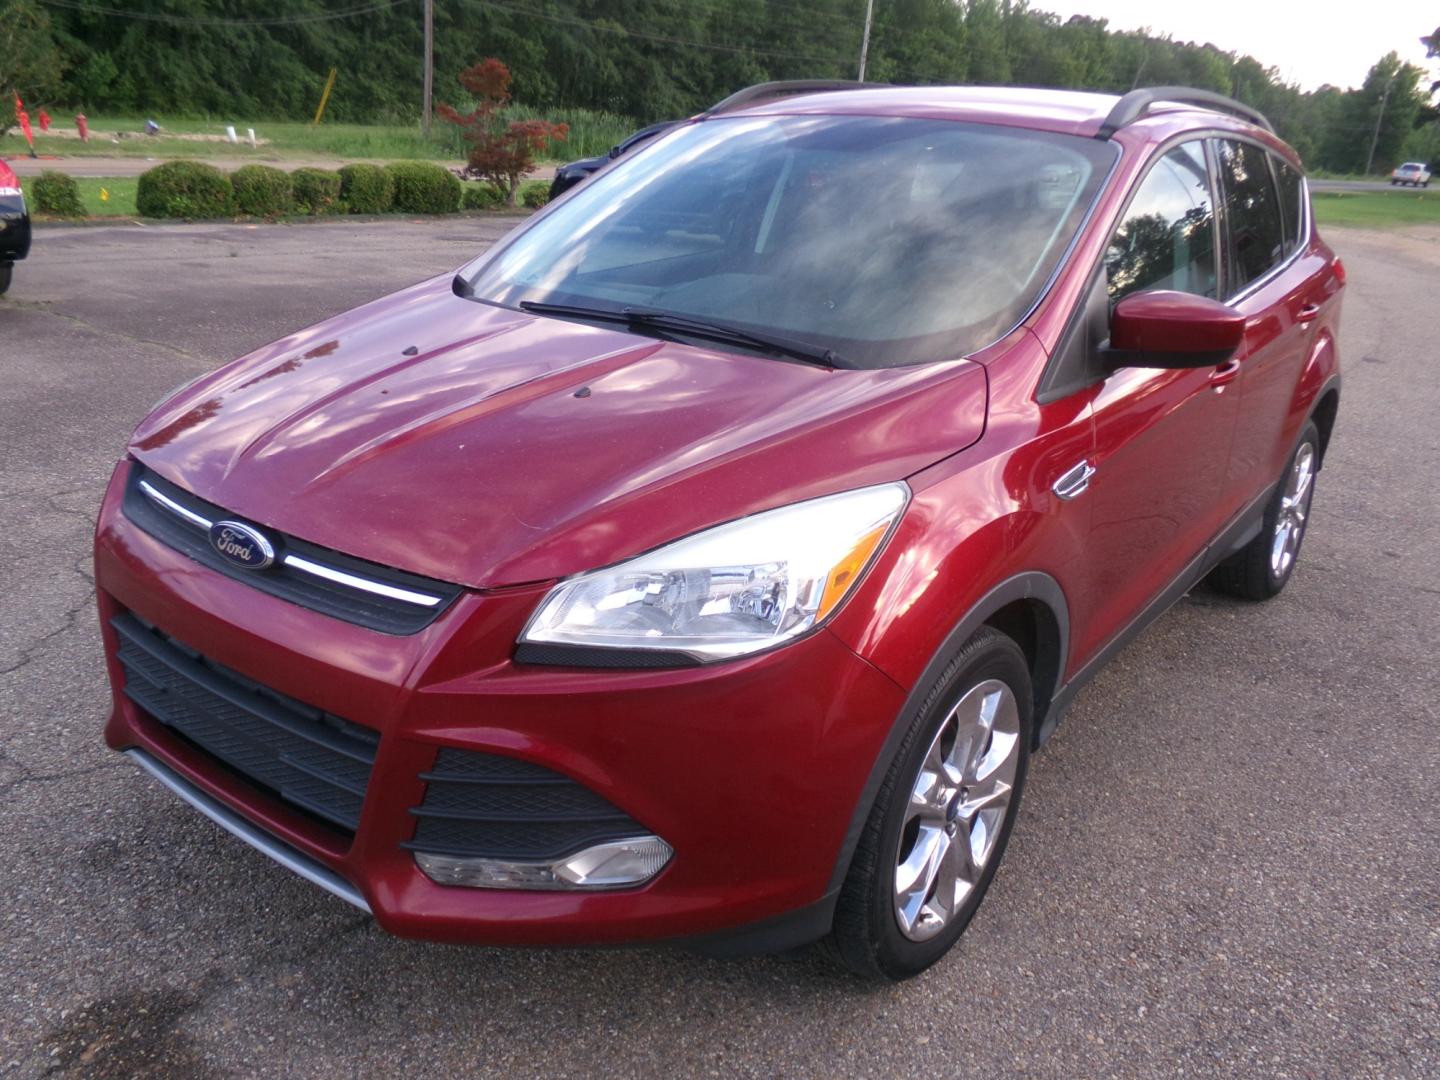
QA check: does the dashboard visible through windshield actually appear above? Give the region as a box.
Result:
[463,115,1116,368]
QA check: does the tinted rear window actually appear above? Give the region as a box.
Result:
[1216,140,1285,295]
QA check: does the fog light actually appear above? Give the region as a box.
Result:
[415,835,673,890]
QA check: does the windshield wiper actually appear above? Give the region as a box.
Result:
[518,301,849,369]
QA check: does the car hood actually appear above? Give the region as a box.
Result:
[131,275,987,588]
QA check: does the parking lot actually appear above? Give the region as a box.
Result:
[1,217,1436,1078]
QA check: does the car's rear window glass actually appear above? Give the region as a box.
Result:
[1216,140,1285,294]
[1105,141,1216,303]
[462,116,1115,368]
[1272,157,1306,256]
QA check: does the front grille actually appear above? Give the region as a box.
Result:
[403,748,649,861]
[122,463,462,635]
[112,614,378,835]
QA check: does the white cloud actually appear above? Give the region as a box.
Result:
[1035,0,1434,91]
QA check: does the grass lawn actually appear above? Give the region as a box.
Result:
[2,107,631,165]
[1311,189,1440,228]
[74,177,138,216]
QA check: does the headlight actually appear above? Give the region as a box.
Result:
[519,482,909,661]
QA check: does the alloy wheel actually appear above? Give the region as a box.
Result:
[1271,441,1316,578]
[893,678,1021,942]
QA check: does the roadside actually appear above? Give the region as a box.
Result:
[1,109,629,165]
[4,155,558,182]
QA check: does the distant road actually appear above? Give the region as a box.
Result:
[3,154,556,180]
[1310,178,1421,193]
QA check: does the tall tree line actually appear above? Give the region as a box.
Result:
[6,0,1435,172]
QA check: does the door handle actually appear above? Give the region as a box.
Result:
[1209,357,1242,389]
[1053,460,1095,501]
[1297,303,1322,323]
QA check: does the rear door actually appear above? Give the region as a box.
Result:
[1213,140,1325,511]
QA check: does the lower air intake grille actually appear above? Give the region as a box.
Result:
[404,748,649,860]
[112,614,378,835]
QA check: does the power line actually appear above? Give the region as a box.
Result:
[36,0,408,28]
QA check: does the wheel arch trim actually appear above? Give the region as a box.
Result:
[825,571,1069,895]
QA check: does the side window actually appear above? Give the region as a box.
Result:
[1272,157,1306,257]
[1216,140,1285,293]
[1105,142,1216,303]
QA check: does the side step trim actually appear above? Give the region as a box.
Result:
[125,748,371,915]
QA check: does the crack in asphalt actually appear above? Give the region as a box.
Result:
[0,592,94,678]
[3,300,216,368]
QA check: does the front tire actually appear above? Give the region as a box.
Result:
[1208,420,1320,601]
[825,627,1032,981]
[0,262,11,296]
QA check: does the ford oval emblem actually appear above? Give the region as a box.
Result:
[208,521,276,570]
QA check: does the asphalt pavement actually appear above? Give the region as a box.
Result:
[0,218,1436,1078]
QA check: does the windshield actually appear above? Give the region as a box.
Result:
[463,115,1115,368]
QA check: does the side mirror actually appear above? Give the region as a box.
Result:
[1106,290,1245,370]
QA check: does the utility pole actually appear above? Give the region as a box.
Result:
[1364,72,1396,176]
[422,0,434,137]
[857,0,874,82]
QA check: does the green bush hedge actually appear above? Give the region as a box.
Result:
[290,168,343,215]
[136,161,234,219]
[461,182,506,210]
[230,164,294,217]
[519,181,550,209]
[30,171,85,217]
[385,162,462,214]
[338,164,395,214]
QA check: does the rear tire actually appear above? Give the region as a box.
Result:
[1208,420,1320,601]
[824,627,1032,981]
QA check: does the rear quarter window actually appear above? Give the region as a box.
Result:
[1272,157,1306,258]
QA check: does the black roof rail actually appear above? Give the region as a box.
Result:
[703,80,889,116]
[1096,85,1274,139]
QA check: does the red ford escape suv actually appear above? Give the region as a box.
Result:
[95,84,1343,980]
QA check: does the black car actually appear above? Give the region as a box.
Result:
[0,162,30,296]
[548,121,680,201]
[546,83,884,202]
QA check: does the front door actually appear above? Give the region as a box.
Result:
[1071,140,1240,666]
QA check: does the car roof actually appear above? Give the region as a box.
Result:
[726,84,1272,142]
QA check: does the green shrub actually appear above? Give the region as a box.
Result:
[230,164,294,217]
[290,168,343,215]
[338,163,394,214]
[30,171,85,217]
[384,161,461,214]
[136,161,234,219]
[519,181,550,209]
[461,182,505,210]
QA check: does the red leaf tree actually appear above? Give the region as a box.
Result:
[438,59,568,205]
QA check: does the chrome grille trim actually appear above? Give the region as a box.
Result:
[139,478,213,529]
[282,554,443,608]
[128,464,456,625]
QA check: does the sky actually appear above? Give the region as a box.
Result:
[1035,0,1435,91]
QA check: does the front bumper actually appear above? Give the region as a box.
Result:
[95,459,907,946]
